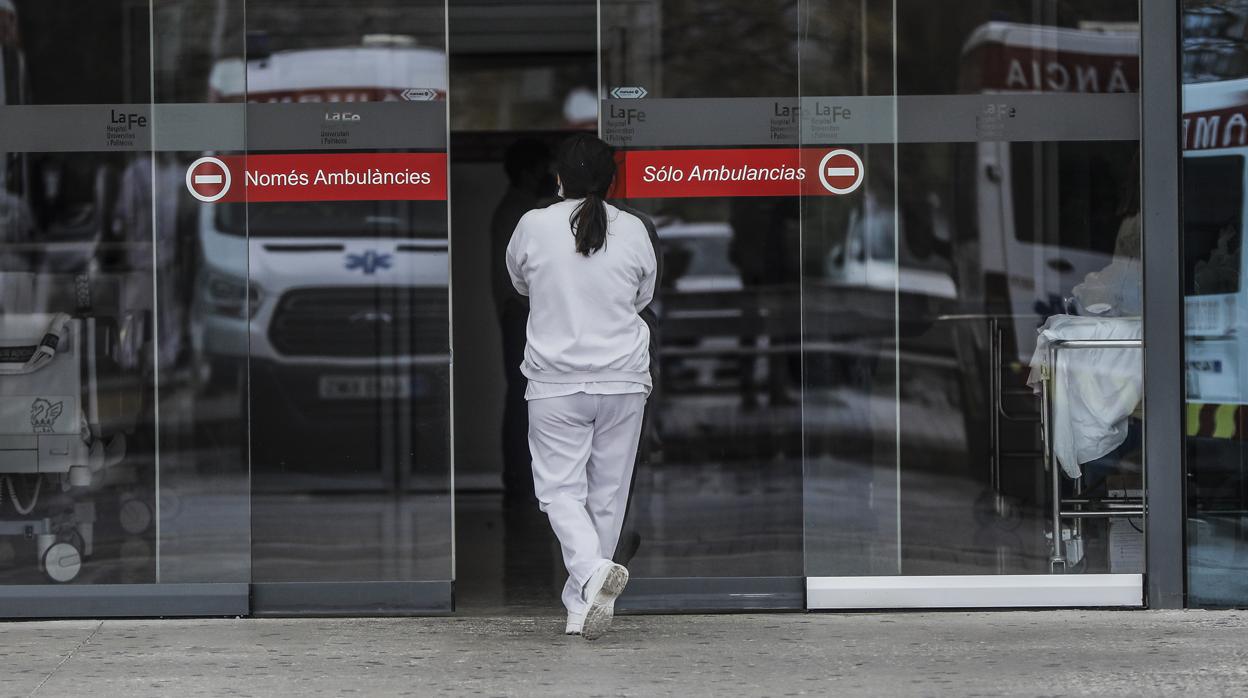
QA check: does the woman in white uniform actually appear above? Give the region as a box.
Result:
[506,134,657,641]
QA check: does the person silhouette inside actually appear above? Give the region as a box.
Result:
[491,138,555,507]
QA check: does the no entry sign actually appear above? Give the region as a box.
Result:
[185,156,232,202]
[612,148,865,199]
[817,149,864,195]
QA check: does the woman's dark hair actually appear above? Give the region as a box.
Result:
[555,133,617,256]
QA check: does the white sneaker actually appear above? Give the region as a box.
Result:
[565,613,584,636]
[580,562,628,641]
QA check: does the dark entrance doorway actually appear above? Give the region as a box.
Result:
[447,1,598,613]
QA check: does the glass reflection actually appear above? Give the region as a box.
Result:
[1183,0,1248,607]
[239,0,451,584]
[801,0,1143,577]
[601,0,1144,583]
[1,1,165,585]
[152,0,250,585]
[602,0,1145,583]
[602,1,805,579]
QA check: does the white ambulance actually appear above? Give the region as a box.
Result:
[960,21,1140,360]
[960,22,1248,409]
[193,37,450,487]
[820,22,1140,364]
[1178,76,1248,556]
[1182,78,1248,407]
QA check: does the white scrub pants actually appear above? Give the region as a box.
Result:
[528,392,646,618]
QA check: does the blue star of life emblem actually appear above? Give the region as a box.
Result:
[345,250,393,275]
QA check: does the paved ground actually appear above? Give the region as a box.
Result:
[4,610,1247,697]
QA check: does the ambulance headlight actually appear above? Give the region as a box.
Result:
[205,271,262,319]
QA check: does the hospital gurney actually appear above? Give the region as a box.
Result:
[940,311,1145,574]
[0,309,133,582]
[1028,314,1144,573]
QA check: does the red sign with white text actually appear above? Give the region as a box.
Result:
[970,44,1138,94]
[1184,106,1248,151]
[612,148,864,199]
[192,152,447,203]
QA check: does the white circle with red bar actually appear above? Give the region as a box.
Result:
[185,156,232,203]
[817,149,864,195]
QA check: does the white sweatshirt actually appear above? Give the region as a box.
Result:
[506,198,657,390]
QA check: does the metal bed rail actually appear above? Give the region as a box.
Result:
[936,313,1044,518]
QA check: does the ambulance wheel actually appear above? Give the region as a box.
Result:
[43,542,83,583]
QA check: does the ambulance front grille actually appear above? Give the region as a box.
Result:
[268,287,449,357]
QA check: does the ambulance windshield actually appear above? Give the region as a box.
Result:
[1010,141,1136,256]
[1184,154,1243,296]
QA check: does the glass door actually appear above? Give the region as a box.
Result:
[599,0,1145,610]
[0,0,250,616]
[599,0,807,608]
[0,0,452,619]
[800,0,1145,608]
[235,0,453,613]
[1182,0,1248,609]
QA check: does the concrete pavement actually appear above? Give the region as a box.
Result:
[4,610,1248,697]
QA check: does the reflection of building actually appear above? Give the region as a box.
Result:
[1185,2,1248,83]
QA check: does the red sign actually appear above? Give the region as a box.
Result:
[1183,107,1248,151]
[192,152,448,203]
[968,44,1138,93]
[612,148,864,199]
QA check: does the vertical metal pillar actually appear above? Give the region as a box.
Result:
[1141,0,1185,609]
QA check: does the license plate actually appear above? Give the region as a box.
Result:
[317,375,412,400]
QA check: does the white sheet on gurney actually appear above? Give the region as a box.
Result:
[1026,315,1142,479]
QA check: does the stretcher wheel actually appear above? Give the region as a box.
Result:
[64,527,87,557]
[42,542,83,583]
[120,498,152,535]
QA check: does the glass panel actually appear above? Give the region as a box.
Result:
[599,0,805,579]
[451,57,598,132]
[241,0,452,585]
[0,0,250,589]
[801,1,1144,579]
[1183,0,1248,606]
[153,0,251,584]
[798,0,900,577]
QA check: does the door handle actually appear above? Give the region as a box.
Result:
[1046,258,1074,273]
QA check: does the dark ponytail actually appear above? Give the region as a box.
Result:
[555,133,617,257]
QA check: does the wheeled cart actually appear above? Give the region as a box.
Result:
[0,310,133,582]
[939,312,1146,575]
[1039,336,1145,572]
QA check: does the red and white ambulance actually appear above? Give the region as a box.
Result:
[193,36,450,489]
[1182,78,1248,420]
[959,21,1140,359]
